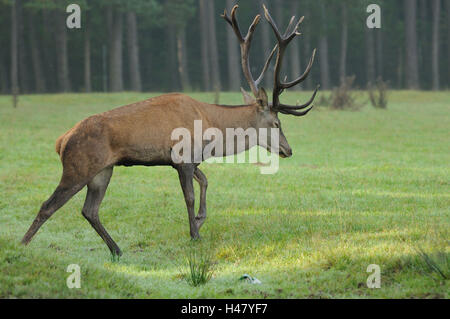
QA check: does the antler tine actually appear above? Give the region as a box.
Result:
[247,15,261,41]
[282,48,316,89]
[262,4,318,116]
[263,4,288,107]
[263,5,303,46]
[284,15,304,38]
[221,5,244,43]
[221,9,231,25]
[222,5,261,43]
[278,105,315,117]
[279,85,320,110]
[284,16,297,37]
[285,18,303,45]
[222,4,267,97]
[255,44,277,86]
[263,4,283,42]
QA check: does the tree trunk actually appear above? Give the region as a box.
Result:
[431,0,441,90]
[167,23,179,91]
[0,52,8,94]
[258,0,274,89]
[404,0,420,89]
[376,29,383,79]
[366,28,376,86]
[11,0,19,106]
[102,45,107,92]
[206,0,221,92]
[303,6,313,90]
[199,0,211,91]
[105,7,113,92]
[28,12,46,93]
[17,0,29,93]
[418,0,427,79]
[226,0,240,91]
[126,11,142,92]
[84,22,92,93]
[55,10,71,92]
[274,0,283,23]
[397,47,404,88]
[339,2,348,83]
[319,37,330,90]
[447,0,450,88]
[319,3,330,90]
[176,28,191,91]
[109,9,124,92]
[42,9,56,92]
[289,1,302,91]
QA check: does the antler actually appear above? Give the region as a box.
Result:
[222,5,276,97]
[263,5,319,116]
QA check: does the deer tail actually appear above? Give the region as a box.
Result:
[55,135,64,156]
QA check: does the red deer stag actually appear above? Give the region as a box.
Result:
[22,5,318,256]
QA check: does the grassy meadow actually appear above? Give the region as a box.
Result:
[0,91,448,298]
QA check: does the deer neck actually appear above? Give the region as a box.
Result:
[206,104,258,132]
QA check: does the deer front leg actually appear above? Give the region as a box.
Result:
[176,164,200,239]
[193,167,208,230]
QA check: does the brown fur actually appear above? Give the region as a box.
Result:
[52,94,259,175]
[21,93,284,256]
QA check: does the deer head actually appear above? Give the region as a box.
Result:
[222,5,319,158]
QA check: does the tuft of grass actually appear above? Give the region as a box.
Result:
[368,77,389,109]
[182,247,216,287]
[414,246,448,280]
[398,227,449,282]
[320,76,367,110]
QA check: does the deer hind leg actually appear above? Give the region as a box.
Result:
[193,167,208,230]
[81,167,121,256]
[21,177,87,245]
[176,164,200,239]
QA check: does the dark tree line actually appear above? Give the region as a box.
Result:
[1,0,449,96]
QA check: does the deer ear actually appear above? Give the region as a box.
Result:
[241,87,255,104]
[256,87,269,111]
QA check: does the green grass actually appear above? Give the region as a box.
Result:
[182,246,216,287]
[0,91,448,298]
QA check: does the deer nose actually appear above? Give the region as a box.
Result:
[285,148,292,157]
[280,146,292,158]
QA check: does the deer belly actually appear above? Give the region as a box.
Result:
[115,145,171,167]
